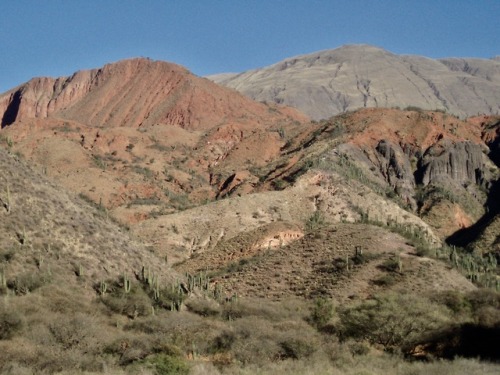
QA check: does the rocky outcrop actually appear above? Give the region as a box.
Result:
[418,141,487,187]
[210,45,500,120]
[375,140,416,208]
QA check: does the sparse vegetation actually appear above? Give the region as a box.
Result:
[0,81,499,374]
[305,211,325,231]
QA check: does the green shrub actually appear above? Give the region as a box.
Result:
[0,308,23,339]
[101,281,153,318]
[279,336,317,359]
[430,291,471,315]
[9,271,52,295]
[185,298,221,317]
[305,211,325,232]
[372,274,397,287]
[210,330,236,353]
[145,354,189,375]
[337,292,450,351]
[308,298,334,330]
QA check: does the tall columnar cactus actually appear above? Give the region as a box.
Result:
[77,264,84,277]
[153,277,160,300]
[4,185,11,213]
[100,281,107,296]
[0,268,6,288]
[123,274,131,293]
[214,283,223,302]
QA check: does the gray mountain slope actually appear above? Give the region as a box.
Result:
[209,45,500,120]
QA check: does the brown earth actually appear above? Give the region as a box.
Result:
[176,223,475,302]
[0,58,308,130]
[0,58,308,225]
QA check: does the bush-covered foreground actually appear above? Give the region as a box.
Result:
[0,275,499,375]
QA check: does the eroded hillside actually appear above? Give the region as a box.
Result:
[210,44,500,120]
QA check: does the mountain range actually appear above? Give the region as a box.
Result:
[0,46,499,373]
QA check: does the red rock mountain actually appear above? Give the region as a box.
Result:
[0,58,308,226]
[0,57,307,129]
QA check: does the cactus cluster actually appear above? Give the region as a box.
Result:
[443,246,499,289]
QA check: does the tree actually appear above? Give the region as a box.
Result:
[337,292,449,350]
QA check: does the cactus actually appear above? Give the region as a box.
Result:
[123,274,131,293]
[99,281,107,296]
[3,185,11,213]
[17,226,28,246]
[153,277,160,300]
[36,253,44,269]
[77,263,84,277]
[0,268,6,288]
[397,254,403,273]
[153,286,160,300]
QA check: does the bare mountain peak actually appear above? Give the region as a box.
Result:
[211,45,500,120]
[0,57,307,129]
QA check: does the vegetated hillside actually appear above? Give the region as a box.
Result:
[0,148,174,285]
[175,222,475,301]
[0,64,499,371]
[0,147,498,375]
[292,110,498,242]
[209,44,500,120]
[0,58,308,225]
[0,147,203,373]
[175,106,498,253]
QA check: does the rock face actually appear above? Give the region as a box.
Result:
[209,44,500,120]
[316,109,499,238]
[0,58,308,130]
[375,140,416,209]
[418,141,487,187]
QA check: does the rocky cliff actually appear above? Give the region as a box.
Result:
[267,109,499,239]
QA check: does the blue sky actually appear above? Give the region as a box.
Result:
[0,0,498,93]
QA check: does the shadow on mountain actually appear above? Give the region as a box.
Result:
[1,89,21,128]
[447,177,500,249]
